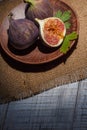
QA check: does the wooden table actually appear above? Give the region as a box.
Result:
[0,79,87,130]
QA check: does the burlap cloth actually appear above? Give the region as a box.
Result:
[0,0,87,103]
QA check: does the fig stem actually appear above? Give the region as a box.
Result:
[24,0,35,5]
[35,18,43,24]
[8,12,14,21]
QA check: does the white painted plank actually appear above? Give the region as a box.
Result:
[3,82,78,130]
[0,104,8,130]
[73,79,87,130]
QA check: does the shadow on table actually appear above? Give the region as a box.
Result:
[0,39,78,72]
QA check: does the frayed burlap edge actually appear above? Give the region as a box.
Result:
[0,67,86,104]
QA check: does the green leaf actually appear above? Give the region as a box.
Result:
[65,22,71,29]
[60,10,71,22]
[67,32,78,40]
[55,10,62,18]
[60,36,70,54]
[60,32,78,54]
[54,10,71,29]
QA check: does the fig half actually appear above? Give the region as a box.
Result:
[35,17,66,47]
[8,14,39,50]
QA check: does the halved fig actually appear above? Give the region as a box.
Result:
[35,17,66,47]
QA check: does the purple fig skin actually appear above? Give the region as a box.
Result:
[24,0,53,23]
[9,18,39,50]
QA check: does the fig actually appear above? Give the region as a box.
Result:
[8,13,39,50]
[24,0,53,23]
[35,17,66,47]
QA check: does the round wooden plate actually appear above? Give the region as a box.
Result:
[0,0,78,64]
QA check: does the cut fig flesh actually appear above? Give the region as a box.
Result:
[35,17,66,47]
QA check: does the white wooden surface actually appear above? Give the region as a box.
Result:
[73,80,87,130]
[0,79,87,130]
[0,104,8,130]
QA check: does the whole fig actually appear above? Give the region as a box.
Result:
[24,0,53,23]
[35,17,66,48]
[8,13,39,50]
